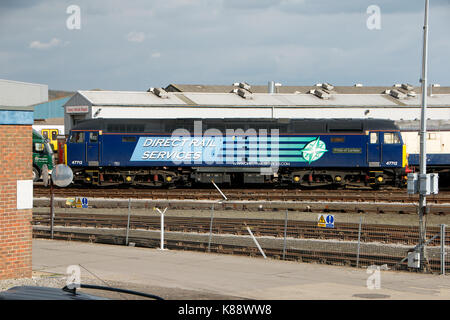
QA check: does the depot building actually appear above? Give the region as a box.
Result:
[63,82,450,135]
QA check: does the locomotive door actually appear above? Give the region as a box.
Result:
[367,132,381,167]
[86,131,99,166]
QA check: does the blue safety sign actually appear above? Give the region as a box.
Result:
[325,215,334,228]
[81,197,88,208]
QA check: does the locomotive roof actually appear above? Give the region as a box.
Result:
[72,118,399,133]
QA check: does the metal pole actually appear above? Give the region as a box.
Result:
[211,180,228,201]
[356,216,362,268]
[441,224,446,275]
[125,198,131,246]
[160,209,164,250]
[282,210,288,260]
[208,203,214,252]
[50,180,54,239]
[155,207,167,250]
[418,0,430,271]
[246,225,267,259]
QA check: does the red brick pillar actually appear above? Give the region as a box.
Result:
[0,125,33,280]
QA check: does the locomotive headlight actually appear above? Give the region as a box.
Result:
[335,176,342,182]
[86,176,91,182]
[126,176,132,182]
[166,176,172,182]
[377,176,383,183]
[293,176,300,182]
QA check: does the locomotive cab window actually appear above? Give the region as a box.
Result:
[70,132,84,143]
[384,132,400,144]
[369,132,378,144]
[89,132,98,143]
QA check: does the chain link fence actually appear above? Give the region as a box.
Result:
[32,197,449,275]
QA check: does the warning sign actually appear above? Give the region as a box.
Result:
[318,214,335,228]
[74,197,88,208]
[317,214,326,227]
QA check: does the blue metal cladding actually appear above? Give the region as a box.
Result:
[67,131,405,169]
[33,97,71,119]
[0,110,33,125]
[408,154,450,166]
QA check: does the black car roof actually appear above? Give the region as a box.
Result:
[0,286,108,300]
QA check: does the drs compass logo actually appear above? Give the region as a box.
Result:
[301,137,328,163]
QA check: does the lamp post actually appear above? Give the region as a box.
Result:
[418,0,430,271]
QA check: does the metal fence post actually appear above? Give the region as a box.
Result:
[160,209,165,250]
[441,224,446,275]
[282,210,288,260]
[155,207,167,250]
[50,182,54,239]
[208,203,214,252]
[356,215,362,268]
[126,198,131,246]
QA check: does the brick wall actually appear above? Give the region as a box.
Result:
[0,125,33,280]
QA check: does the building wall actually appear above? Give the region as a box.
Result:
[0,79,48,107]
[86,105,450,121]
[63,93,92,134]
[0,108,33,280]
[34,97,71,119]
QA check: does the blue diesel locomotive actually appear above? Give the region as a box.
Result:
[64,118,409,188]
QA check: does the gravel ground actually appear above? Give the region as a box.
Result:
[0,272,67,292]
[34,206,450,227]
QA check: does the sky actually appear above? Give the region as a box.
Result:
[0,0,449,91]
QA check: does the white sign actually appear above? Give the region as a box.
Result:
[66,106,89,113]
[16,180,33,209]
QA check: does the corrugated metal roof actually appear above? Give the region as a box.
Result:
[166,83,450,95]
[165,84,318,94]
[180,92,397,106]
[0,105,34,111]
[401,94,450,106]
[78,90,188,106]
[73,90,450,108]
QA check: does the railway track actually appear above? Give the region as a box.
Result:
[32,212,449,246]
[33,186,450,204]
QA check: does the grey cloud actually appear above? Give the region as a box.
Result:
[0,0,42,9]
[223,0,450,15]
[0,0,448,91]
